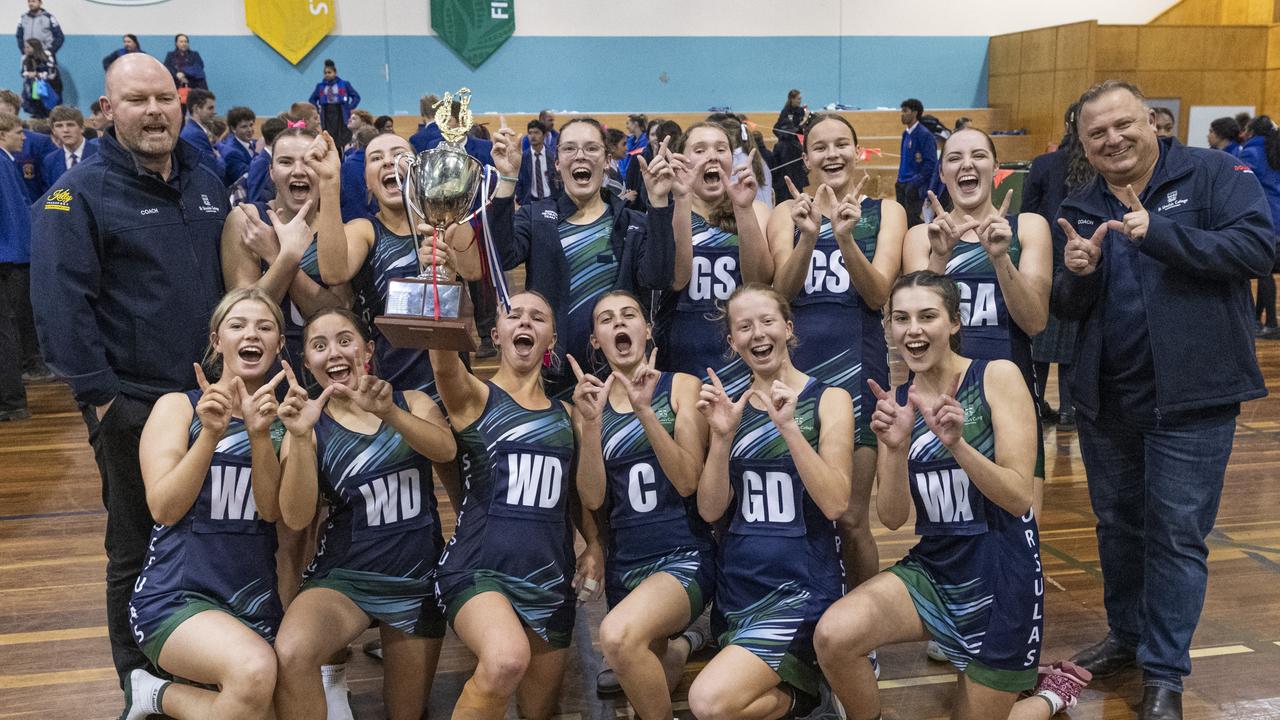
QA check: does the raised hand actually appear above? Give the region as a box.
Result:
[339,366,394,418]
[910,374,965,449]
[491,126,522,177]
[569,355,614,424]
[926,190,979,259]
[234,369,286,436]
[266,199,315,262]
[670,150,701,200]
[639,136,675,200]
[304,131,341,185]
[977,189,1014,260]
[867,378,913,450]
[829,175,868,240]
[194,363,233,439]
[276,360,336,437]
[697,368,753,439]
[725,149,759,209]
[1057,218,1108,276]
[614,347,662,410]
[785,176,822,238]
[1107,184,1149,241]
[238,205,281,264]
[760,379,799,431]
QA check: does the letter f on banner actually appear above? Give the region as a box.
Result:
[432,0,516,69]
[245,0,335,65]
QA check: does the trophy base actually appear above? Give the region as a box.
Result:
[375,314,479,352]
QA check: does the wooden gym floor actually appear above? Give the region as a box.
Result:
[3,347,1280,719]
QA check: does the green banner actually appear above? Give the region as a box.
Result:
[432,0,515,69]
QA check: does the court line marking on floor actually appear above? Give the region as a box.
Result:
[0,625,106,646]
[0,667,117,689]
[0,509,105,522]
[1188,644,1254,658]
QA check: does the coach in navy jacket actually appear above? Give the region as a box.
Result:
[29,55,228,692]
[1052,81,1272,717]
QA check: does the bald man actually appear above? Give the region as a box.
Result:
[29,53,229,696]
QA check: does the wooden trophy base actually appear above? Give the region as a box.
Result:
[374,314,479,352]
[376,277,480,352]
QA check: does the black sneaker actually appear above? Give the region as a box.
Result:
[1257,325,1280,340]
[1038,401,1060,424]
[22,367,54,383]
[1057,410,1076,432]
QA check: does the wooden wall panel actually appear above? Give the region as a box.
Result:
[1205,27,1270,68]
[1021,27,1059,74]
[1138,26,1211,69]
[1201,69,1265,103]
[1055,22,1094,70]
[1263,67,1280,115]
[1095,26,1139,71]
[1053,69,1091,120]
[989,33,1023,77]
[1154,0,1276,24]
[1154,0,1223,24]
[1019,70,1058,142]
[1134,69,1203,98]
[1266,24,1280,67]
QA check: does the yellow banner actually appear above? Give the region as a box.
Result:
[244,0,334,65]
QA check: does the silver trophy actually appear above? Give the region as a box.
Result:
[377,88,484,351]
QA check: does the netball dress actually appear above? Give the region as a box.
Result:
[888,359,1043,692]
[435,383,579,648]
[302,391,445,637]
[791,203,889,449]
[714,379,844,699]
[129,391,283,664]
[656,212,749,395]
[598,372,716,619]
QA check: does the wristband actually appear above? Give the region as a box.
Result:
[499,175,518,183]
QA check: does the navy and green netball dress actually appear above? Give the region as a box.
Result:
[435,383,578,648]
[888,360,1043,692]
[715,379,843,698]
[129,391,283,664]
[366,217,437,397]
[656,212,750,395]
[556,212,619,399]
[944,219,1044,475]
[790,203,889,449]
[599,372,716,620]
[302,391,446,638]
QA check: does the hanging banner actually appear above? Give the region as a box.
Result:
[245,0,334,65]
[431,0,515,69]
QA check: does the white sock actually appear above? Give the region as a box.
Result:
[1035,689,1065,715]
[321,663,354,720]
[123,668,170,720]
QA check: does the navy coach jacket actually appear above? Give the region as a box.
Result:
[1053,137,1274,420]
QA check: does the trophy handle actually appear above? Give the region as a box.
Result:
[394,151,430,277]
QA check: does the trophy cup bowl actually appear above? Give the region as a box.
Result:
[375,141,483,352]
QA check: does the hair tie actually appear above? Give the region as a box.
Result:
[287,120,307,129]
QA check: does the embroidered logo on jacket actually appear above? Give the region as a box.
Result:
[43,188,72,212]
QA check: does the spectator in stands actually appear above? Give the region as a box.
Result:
[85,98,106,135]
[777,88,809,136]
[16,1,63,59]
[1207,116,1241,155]
[162,33,207,91]
[521,108,559,152]
[603,127,627,197]
[624,118,679,211]
[288,100,320,130]
[0,111,32,421]
[340,124,378,222]
[309,58,359,148]
[408,93,440,152]
[468,122,490,141]
[217,105,256,186]
[373,114,393,133]
[245,114,286,204]
[1152,107,1175,139]
[207,115,226,144]
[1239,115,1280,339]
[897,97,937,227]
[179,87,225,178]
[954,116,974,132]
[0,88,53,201]
[30,53,230,697]
[771,93,809,204]
[619,112,647,179]
[344,108,372,151]
[41,103,96,185]
[1234,112,1252,142]
[716,112,772,207]
[19,38,59,118]
[1056,80,1273,720]
[1022,101,1092,431]
[101,33,141,71]
[516,119,558,204]
[410,99,492,167]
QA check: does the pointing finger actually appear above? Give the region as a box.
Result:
[230,375,247,401]
[648,346,658,369]
[567,354,585,381]
[783,175,800,199]
[928,190,946,218]
[867,377,888,401]
[706,367,725,392]
[1056,218,1081,241]
[193,363,210,391]
[281,359,300,388]
[1089,223,1110,246]
[852,172,869,200]
[997,188,1014,217]
[1123,184,1144,211]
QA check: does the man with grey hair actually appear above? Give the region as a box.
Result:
[1054,79,1273,720]
[29,53,227,699]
